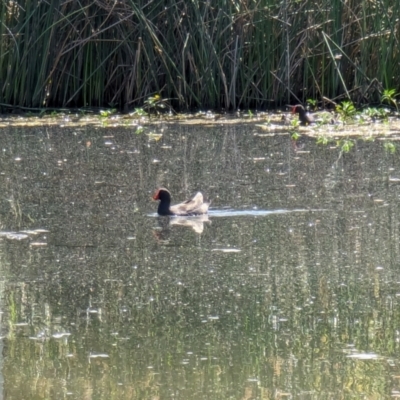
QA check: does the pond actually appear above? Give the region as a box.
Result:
[1,120,400,399]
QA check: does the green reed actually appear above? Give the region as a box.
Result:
[0,0,399,111]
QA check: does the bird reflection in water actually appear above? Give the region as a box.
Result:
[153,214,210,241]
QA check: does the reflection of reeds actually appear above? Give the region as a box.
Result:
[0,0,398,109]
[8,197,22,226]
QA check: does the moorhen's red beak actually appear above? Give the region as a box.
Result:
[153,189,160,200]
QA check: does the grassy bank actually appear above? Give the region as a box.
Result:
[0,0,398,111]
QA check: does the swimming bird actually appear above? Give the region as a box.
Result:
[153,188,210,216]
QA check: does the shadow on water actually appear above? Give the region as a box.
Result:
[1,123,400,399]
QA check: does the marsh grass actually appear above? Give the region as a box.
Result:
[0,0,398,111]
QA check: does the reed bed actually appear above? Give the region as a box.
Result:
[0,0,398,111]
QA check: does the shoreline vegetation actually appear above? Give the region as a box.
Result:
[0,106,398,137]
[1,0,399,112]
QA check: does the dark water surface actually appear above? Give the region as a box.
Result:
[1,124,400,399]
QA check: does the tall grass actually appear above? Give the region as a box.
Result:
[0,0,398,111]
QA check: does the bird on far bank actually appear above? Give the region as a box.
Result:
[288,104,314,125]
[288,104,336,126]
[153,188,210,216]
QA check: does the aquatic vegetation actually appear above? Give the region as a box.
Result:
[339,138,355,153]
[336,101,357,120]
[306,99,318,110]
[316,136,330,146]
[316,135,356,153]
[290,117,300,129]
[132,108,148,117]
[362,107,390,121]
[245,110,254,119]
[384,142,396,153]
[381,89,398,111]
[135,126,145,134]
[291,131,301,140]
[99,109,117,118]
